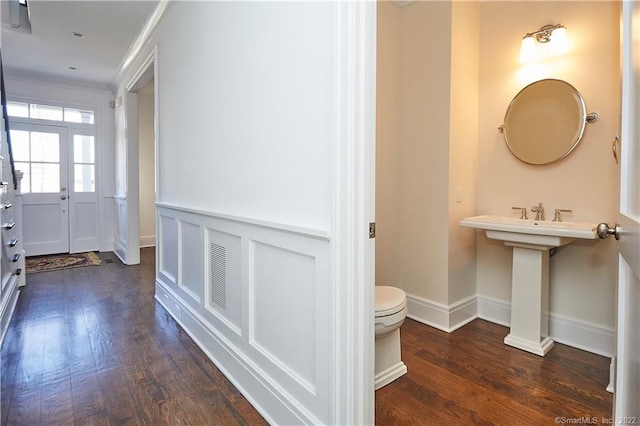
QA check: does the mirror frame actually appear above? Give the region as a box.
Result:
[501,79,595,165]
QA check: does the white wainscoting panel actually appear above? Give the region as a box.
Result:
[178,221,202,303]
[250,241,317,394]
[154,203,331,425]
[113,196,127,262]
[159,215,178,284]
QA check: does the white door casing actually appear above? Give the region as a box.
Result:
[613,1,640,421]
[115,48,156,266]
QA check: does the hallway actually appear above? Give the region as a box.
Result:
[1,248,266,425]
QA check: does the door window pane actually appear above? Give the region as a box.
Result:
[74,135,95,163]
[65,108,95,124]
[30,132,60,162]
[30,163,59,193]
[9,130,30,161]
[14,162,30,193]
[30,104,63,121]
[7,101,29,118]
[74,164,95,192]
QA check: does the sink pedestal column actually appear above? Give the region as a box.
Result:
[503,243,554,356]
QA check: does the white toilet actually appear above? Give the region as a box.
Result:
[375,285,408,390]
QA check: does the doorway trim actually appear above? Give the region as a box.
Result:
[117,47,157,265]
[331,2,377,424]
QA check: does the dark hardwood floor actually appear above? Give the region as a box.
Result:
[377,318,613,425]
[2,247,612,425]
[1,248,266,425]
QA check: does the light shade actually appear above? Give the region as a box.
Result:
[520,36,537,63]
[548,26,568,56]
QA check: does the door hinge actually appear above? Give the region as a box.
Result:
[369,222,376,239]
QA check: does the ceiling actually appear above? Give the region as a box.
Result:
[1,0,159,87]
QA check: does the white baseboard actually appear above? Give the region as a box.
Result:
[476,295,615,357]
[406,293,477,333]
[548,313,615,358]
[476,295,510,327]
[139,235,156,248]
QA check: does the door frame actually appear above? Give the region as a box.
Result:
[117,47,158,265]
[331,2,377,424]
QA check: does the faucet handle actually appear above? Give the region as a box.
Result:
[512,206,528,220]
[552,208,572,222]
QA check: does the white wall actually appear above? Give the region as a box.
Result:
[114,2,375,424]
[155,3,333,230]
[138,81,155,247]
[476,2,619,339]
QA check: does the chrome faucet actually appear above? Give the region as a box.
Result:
[531,202,545,221]
[512,206,528,219]
[552,208,572,222]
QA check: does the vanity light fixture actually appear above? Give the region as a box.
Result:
[520,24,568,63]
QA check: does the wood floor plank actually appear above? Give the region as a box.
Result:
[70,372,108,426]
[40,375,74,426]
[97,365,142,424]
[5,389,41,425]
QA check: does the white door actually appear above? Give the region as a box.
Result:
[610,1,640,421]
[10,123,69,256]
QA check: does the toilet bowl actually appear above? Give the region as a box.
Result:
[375,286,408,390]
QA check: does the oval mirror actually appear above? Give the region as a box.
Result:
[502,79,594,165]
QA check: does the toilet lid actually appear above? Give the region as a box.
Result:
[375,286,406,316]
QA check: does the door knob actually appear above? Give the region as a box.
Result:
[61,195,67,200]
[597,223,620,240]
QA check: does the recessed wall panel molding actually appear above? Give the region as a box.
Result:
[245,230,331,416]
[249,241,317,393]
[159,214,178,285]
[204,228,242,336]
[178,220,203,303]
[155,202,331,423]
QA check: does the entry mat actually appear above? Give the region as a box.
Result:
[25,252,102,274]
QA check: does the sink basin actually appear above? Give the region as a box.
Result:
[460,215,598,247]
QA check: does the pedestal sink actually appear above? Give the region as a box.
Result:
[460,215,598,356]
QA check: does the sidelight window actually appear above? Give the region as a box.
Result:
[73,135,95,192]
